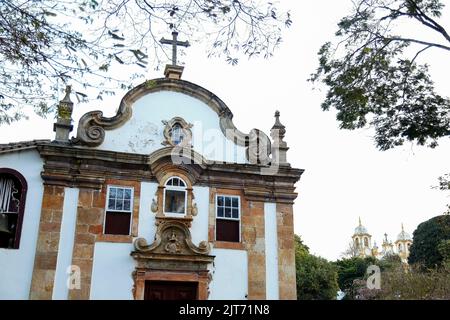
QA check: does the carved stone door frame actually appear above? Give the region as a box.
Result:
[134,269,210,300]
[131,219,214,300]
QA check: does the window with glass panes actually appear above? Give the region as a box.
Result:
[164,177,187,215]
[215,195,240,242]
[104,186,133,235]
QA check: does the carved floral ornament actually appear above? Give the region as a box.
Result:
[133,220,211,256]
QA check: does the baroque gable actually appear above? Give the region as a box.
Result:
[74,78,271,165]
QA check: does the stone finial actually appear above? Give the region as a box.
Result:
[53,85,74,142]
[272,111,286,136]
[270,110,289,166]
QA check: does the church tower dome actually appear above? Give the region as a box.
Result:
[395,223,413,263]
[352,217,372,257]
[396,224,412,241]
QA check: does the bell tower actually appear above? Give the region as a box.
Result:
[352,217,373,257]
[395,223,413,263]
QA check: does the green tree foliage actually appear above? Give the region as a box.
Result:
[295,234,310,257]
[294,235,339,300]
[435,174,450,214]
[310,0,450,151]
[437,239,450,268]
[354,265,450,300]
[0,0,292,124]
[333,256,376,299]
[378,253,403,271]
[408,215,450,269]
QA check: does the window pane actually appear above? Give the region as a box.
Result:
[225,197,231,206]
[172,125,184,145]
[232,197,238,208]
[165,190,186,214]
[108,198,115,210]
[117,188,124,199]
[124,189,131,200]
[217,196,224,207]
[217,207,224,217]
[123,200,131,211]
[109,187,117,198]
[225,207,231,218]
[116,200,123,211]
[232,208,239,219]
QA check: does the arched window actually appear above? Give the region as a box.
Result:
[355,238,360,248]
[364,237,369,247]
[164,177,187,215]
[398,244,402,252]
[0,169,27,249]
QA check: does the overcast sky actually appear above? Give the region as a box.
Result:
[0,0,449,260]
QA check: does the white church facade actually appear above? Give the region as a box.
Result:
[0,62,303,300]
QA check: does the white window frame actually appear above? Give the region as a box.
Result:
[103,185,134,235]
[163,177,188,217]
[215,194,241,242]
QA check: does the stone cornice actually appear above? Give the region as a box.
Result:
[36,143,304,203]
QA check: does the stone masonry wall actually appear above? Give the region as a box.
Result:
[68,179,140,300]
[29,185,65,300]
[276,203,296,300]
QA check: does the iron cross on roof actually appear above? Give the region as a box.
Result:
[160,31,190,66]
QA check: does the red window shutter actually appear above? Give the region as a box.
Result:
[104,212,131,235]
[216,219,240,242]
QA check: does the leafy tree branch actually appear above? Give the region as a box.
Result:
[310,0,450,150]
[0,0,291,124]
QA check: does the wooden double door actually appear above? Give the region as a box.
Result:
[144,281,198,300]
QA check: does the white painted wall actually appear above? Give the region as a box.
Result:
[90,182,242,300]
[96,91,247,163]
[53,187,79,300]
[264,202,279,300]
[208,248,248,300]
[137,182,158,240]
[190,186,209,246]
[137,183,209,246]
[90,242,135,300]
[0,150,44,299]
